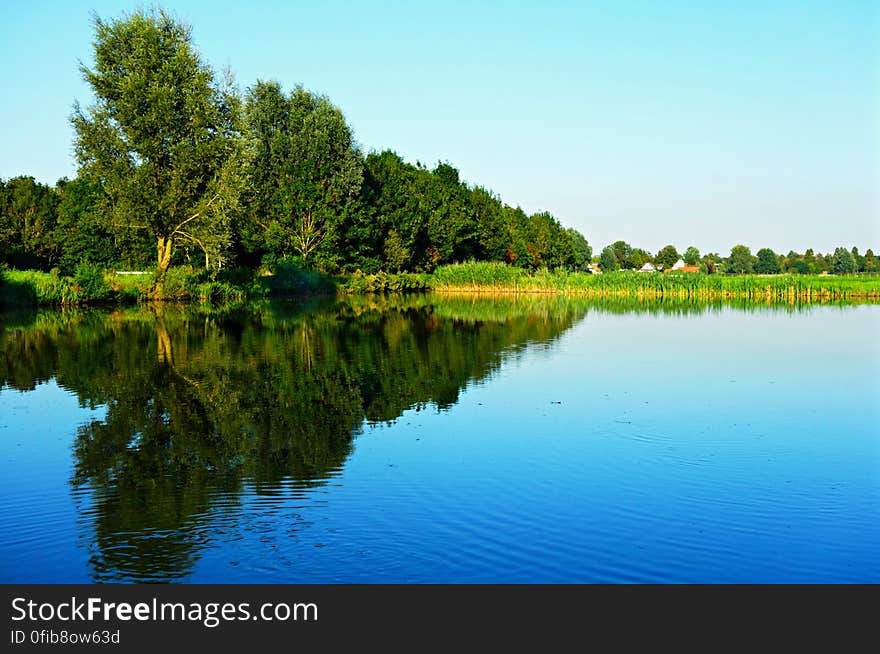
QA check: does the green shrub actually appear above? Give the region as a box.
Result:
[261,263,336,296]
[156,266,202,300]
[74,262,111,300]
[337,270,431,294]
[216,266,257,287]
[196,280,250,303]
[107,271,153,302]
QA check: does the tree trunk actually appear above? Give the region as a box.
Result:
[153,236,174,298]
[157,236,173,272]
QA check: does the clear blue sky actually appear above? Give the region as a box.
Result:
[1,0,877,254]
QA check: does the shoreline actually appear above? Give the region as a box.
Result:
[429,286,880,300]
[2,265,879,308]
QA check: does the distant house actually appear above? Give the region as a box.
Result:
[664,259,700,272]
[586,263,601,274]
[638,262,657,272]
[664,260,700,273]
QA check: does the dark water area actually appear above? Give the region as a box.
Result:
[1,295,877,583]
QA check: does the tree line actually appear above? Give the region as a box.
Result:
[0,9,587,280]
[1,170,872,278]
[596,241,877,275]
[0,8,874,280]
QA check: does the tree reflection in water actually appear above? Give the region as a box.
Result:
[0,294,589,580]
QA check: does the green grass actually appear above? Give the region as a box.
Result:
[4,262,878,308]
[0,264,334,307]
[336,270,431,294]
[429,262,880,300]
[105,270,153,301]
[0,269,88,305]
[0,268,156,306]
[0,267,264,306]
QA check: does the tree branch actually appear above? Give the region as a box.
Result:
[177,230,208,264]
[171,193,221,236]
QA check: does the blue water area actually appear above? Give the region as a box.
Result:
[0,297,877,582]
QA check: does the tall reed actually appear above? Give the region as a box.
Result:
[429,263,880,300]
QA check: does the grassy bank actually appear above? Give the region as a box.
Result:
[430,262,880,300]
[0,265,427,307]
[0,267,246,306]
[3,261,879,308]
[0,267,148,306]
[0,267,265,307]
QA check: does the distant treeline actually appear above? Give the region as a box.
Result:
[0,8,874,281]
[594,241,877,276]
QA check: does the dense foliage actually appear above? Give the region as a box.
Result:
[71,9,245,278]
[2,9,586,281]
[0,8,875,290]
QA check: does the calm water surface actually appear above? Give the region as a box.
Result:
[1,295,877,582]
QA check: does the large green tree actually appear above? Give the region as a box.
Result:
[755,247,781,274]
[242,81,363,270]
[609,240,634,269]
[72,8,245,278]
[54,176,117,273]
[683,246,701,266]
[566,228,592,271]
[425,162,479,266]
[655,244,680,270]
[523,211,574,270]
[864,249,878,273]
[851,247,865,272]
[832,247,856,274]
[599,245,619,271]
[354,150,425,272]
[0,176,60,269]
[471,186,508,263]
[803,248,824,274]
[727,245,755,274]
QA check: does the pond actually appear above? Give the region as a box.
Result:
[1,295,877,582]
